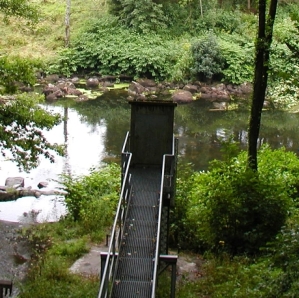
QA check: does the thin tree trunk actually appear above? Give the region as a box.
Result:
[247,0,278,171]
[65,0,71,47]
[199,0,203,17]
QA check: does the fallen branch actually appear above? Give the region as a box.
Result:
[0,187,67,202]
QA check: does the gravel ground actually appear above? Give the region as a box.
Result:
[0,220,31,297]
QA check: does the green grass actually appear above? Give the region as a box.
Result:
[19,218,101,298]
[0,0,107,59]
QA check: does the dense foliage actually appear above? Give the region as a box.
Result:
[175,216,299,297]
[219,34,255,84]
[0,0,39,23]
[173,145,299,255]
[20,163,121,297]
[190,34,225,81]
[2,0,299,296]
[45,3,299,110]
[47,16,181,80]
[20,145,299,297]
[0,56,40,93]
[61,163,120,240]
[115,0,167,33]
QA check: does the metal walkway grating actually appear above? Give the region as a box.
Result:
[111,166,161,298]
[111,281,152,298]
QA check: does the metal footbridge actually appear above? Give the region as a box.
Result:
[98,101,178,298]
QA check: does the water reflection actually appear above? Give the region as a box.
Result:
[1,95,299,222]
[175,102,299,169]
[0,103,108,222]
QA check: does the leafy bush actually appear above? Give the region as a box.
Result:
[48,16,180,80]
[120,0,168,33]
[177,255,280,298]
[0,56,40,93]
[46,48,79,78]
[211,9,242,33]
[160,3,192,36]
[169,162,197,250]
[169,41,193,83]
[186,145,299,254]
[61,163,120,240]
[175,214,299,297]
[193,8,257,36]
[190,34,224,81]
[267,17,299,108]
[219,35,255,84]
[264,219,299,297]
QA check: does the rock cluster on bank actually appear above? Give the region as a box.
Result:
[0,177,65,202]
[33,74,254,107]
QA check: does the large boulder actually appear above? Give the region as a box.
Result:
[44,74,60,83]
[127,81,147,100]
[137,79,156,88]
[56,81,76,90]
[128,81,146,94]
[199,85,230,102]
[5,177,24,188]
[42,84,59,96]
[86,78,99,88]
[172,90,193,103]
[37,182,48,189]
[66,87,83,96]
[239,82,253,94]
[183,84,198,94]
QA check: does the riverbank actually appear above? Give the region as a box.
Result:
[0,219,203,297]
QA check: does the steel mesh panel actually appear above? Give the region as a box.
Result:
[129,168,161,191]
[112,281,152,298]
[115,257,154,281]
[119,244,155,259]
[130,191,160,206]
[127,206,158,222]
[124,220,157,238]
[111,167,161,298]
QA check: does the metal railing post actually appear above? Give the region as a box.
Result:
[98,131,132,298]
[171,262,176,298]
[100,252,108,281]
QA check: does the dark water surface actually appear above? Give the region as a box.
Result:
[1,90,298,222]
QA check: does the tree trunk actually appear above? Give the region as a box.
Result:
[65,0,71,47]
[199,0,203,17]
[247,0,278,171]
[0,188,66,202]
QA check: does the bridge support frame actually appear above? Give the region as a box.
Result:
[159,255,178,298]
[0,280,12,298]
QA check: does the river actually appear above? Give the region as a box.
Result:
[1,90,299,222]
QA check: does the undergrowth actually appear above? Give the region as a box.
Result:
[19,163,120,297]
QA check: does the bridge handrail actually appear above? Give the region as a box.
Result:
[151,136,178,298]
[98,132,132,298]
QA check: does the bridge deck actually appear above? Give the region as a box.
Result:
[111,166,161,298]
